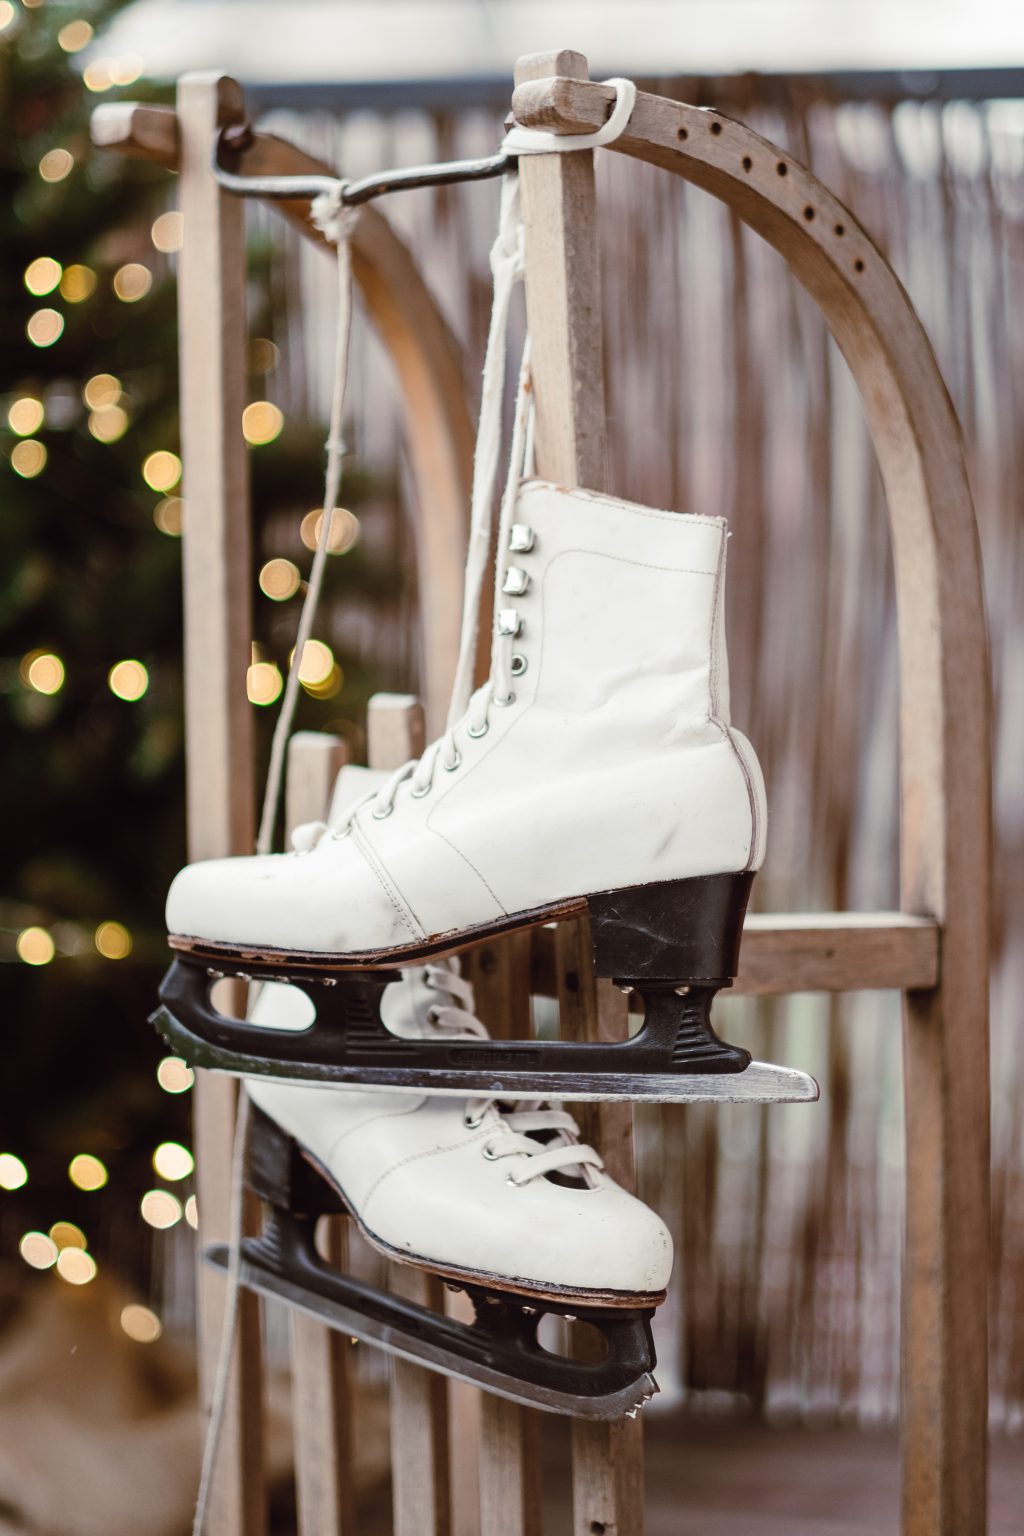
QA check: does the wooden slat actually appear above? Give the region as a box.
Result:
[91,100,178,162]
[176,72,265,1536]
[511,71,991,1536]
[285,733,355,1536]
[367,695,451,1536]
[513,48,644,1536]
[530,912,941,999]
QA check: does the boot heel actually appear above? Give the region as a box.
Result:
[588,871,754,982]
[588,873,754,1076]
[247,1103,346,1218]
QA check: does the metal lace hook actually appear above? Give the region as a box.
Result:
[213,123,517,205]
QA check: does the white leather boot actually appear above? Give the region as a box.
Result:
[167,480,764,964]
[243,963,672,1304]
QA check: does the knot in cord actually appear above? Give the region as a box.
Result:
[310,181,361,247]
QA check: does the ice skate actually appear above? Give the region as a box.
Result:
[208,966,667,1419]
[156,481,817,1104]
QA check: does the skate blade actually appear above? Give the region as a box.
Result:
[207,1242,658,1421]
[152,1005,817,1103]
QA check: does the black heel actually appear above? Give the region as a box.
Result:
[246,1104,346,1218]
[589,872,754,1075]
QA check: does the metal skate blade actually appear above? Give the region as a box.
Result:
[207,1243,658,1420]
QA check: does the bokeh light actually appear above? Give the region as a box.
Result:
[23,651,64,695]
[259,558,301,601]
[58,18,94,51]
[246,337,279,374]
[241,400,284,445]
[69,1154,108,1191]
[60,264,97,303]
[153,497,183,536]
[82,59,112,92]
[94,920,132,959]
[26,309,64,348]
[109,54,144,86]
[142,450,181,492]
[56,1248,97,1285]
[8,397,44,435]
[20,1232,57,1270]
[24,256,62,295]
[299,506,360,554]
[157,1057,195,1094]
[247,660,283,707]
[0,3,15,32]
[121,1304,162,1343]
[295,638,334,686]
[153,1142,194,1182]
[89,405,129,443]
[16,927,55,966]
[39,148,74,183]
[113,263,152,303]
[151,211,184,252]
[83,373,121,409]
[184,1195,199,1230]
[0,1154,28,1191]
[140,1189,182,1229]
[50,1221,86,1251]
[108,660,149,701]
[11,440,47,478]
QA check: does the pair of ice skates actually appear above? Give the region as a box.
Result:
[155,82,816,1425]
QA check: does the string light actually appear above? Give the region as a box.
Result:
[69,1154,108,1191]
[8,397,44,435]
[153,497,183,536]
[113,263,152,303]
[50,1221,86,1251]
[108,660,149,701]
[56,1248,97,1285]
[82,59,113,92]
[121,1304,162,1343]
[259,558,301,601]
[241,401,284,445]
[246,338,279,374]
[184,1195,199,1230]
[247,660,283,706]
[83,373,121,409]
[58,18,94,51]
[140,1189,182,1229]
[88,405,129,443]
[153,1142,194,1181]
[19,1232,57,1270]
[39,148,74,183]
[11,440,47,478]
[60,264,97,303]
[22,651,64,695]
[151,211,183,253]
[142,450,181,492]
[24,257,62,295]
[0,4,15,32]
[291,639,342,699]
[110,54,144,86]
[94,920,132,959]
[26,309,64,348]
[157,1057,194,1094]
[16,927,55,966]
[299,506,359,554]
[0,1154,28,1191]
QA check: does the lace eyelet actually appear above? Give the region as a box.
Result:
[444,750,462,772]
[467,721,489,739]
[506,1172,525,1188]
[463,1112,484,1130]
[371,803,393,820]
[410,782,431,799]
[427,1005,441,1024]
[481,1141,499,1160]
[510,654,527,677]
[493,691,515,709]
[331,824,352,840]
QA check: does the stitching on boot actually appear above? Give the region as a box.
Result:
[361,1128,492,1213]
[351,826,426,940]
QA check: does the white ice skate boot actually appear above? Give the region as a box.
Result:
[158,482,814,1103]
[222,961,670,1416]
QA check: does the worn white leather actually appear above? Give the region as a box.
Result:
[246,989,673,1297]
[167,481,766,953]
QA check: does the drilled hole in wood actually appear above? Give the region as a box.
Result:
[854,257,865,272]
[590,1525,607,1535]
[834,222,846,236]
[803,206,815,220]
[677,126,688,140]
[777,161,788,176]
[710,121,722,135]
[742,155,753,171]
